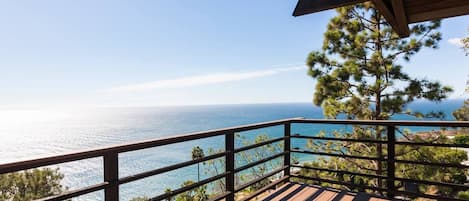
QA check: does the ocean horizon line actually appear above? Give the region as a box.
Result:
[0,98,467,110]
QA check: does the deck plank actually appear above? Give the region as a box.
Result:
[288,185,320,201]
[313,190,338,201]
[369,198,388,201]
[340,194,355,201]
[260,182,390,201]
[269,184,302,201]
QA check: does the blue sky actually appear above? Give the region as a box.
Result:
[0,1,468,108]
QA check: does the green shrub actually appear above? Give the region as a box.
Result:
[0,168,65,201]
[453,134,469,145]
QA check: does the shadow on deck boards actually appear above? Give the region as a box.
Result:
[258,182,390,201]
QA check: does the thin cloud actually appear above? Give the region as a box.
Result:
[107,66,305,92]
[448,37,463,47]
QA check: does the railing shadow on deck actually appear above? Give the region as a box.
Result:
[0,118,468,201]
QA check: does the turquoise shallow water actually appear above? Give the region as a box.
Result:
[0,101,464,200]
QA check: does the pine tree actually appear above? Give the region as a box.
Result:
[300,3,467,198]
[307,3,451,121]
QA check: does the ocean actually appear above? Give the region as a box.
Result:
[0,100,464,200]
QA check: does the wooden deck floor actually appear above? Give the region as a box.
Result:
[257,182,390,201]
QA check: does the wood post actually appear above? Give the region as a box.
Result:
[104,152,119,201]
[225,132,235,201]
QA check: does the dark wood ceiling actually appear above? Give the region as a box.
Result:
[293,0,469,37]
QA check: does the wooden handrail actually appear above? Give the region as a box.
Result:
[291,119,469,127]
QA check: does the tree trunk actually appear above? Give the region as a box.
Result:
[375,11,384,194]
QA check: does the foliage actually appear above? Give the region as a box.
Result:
[463,29,469,56]
[131,188,171,201]
[137,148,210,201]
[298,130,468,196]
[235,134,284,192]
[457,191,469,200]
[307,3,451,120]
[301,2,467,199]
[192,146,205,182]
[395,134,467,196]
[0,168,65,201]
[191,146,205,160]
[453,134,469,145]
[174,181,208,201]
[164,188,173,201]
[453,99,469,121]
[202,148,225,193]
[200,134,285,197]
[137,182,208,201]
[452,79,469,122]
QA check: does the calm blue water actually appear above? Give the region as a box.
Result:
[0,101,464,200]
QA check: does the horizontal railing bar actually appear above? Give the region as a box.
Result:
[0,153,105,175]
[234,152,285,173]
[35,182,109,201]
[395,141,469,148]
[119,152,226,185]
[238,176,290,201]
[395,177,469,190]
[291,150,383,161]
[230,118,303,132]
[292,134,386,144]
[149,172,228,201]
[0,118,300,174]
[292,136,469,151]
[291,119,469,127]
[234,137,286,153]
[291,174,387,192]
[235,166,288,193]
[395,159,469,168]
[290,165,386,179]
[395,190,468,201]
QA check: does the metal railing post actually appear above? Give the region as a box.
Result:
[225,132,235,201]
[104,152,119,201]
[386,126,396,199]
[284,122,291,179]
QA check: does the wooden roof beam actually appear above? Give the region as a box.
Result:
[390,0,410,37]
[371,0,409,37]
[292,0,368,16]
[293,0,411,37]
[407,1,469,24]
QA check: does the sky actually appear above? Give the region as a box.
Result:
[0,1,468,108]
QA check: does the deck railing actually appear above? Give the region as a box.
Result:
[0,118,468,201]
